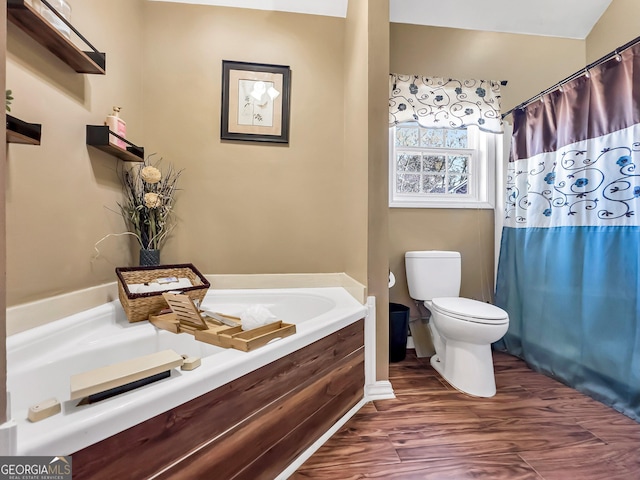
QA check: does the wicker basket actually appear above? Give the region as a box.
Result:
[116,264,210,323]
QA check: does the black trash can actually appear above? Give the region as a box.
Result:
[389,302,410,362]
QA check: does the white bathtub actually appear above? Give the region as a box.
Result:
[6,287,367,456]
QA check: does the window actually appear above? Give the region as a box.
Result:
[389,123,496,209]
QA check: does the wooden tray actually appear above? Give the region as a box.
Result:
[216,321,296,352]
[154,293,296,352]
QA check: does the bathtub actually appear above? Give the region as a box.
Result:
[6,287,367,457]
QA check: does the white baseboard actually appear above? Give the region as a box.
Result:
[276,397,367,479]
[365,380,396,401]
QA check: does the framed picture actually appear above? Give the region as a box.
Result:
[221,60,291,143]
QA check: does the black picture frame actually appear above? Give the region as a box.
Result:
[221,60,291,143]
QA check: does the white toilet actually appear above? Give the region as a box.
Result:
[405,251,509,397]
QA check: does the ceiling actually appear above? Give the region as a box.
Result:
[149,0,612,40]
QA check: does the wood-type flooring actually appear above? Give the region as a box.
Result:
[293,350,640,479]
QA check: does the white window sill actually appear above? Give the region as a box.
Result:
[389,200,494,209]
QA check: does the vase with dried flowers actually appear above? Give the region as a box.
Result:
[119,155,182,266]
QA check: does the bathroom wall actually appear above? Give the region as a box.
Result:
[143,0,390,379]
[343,0,370,288]
[343,0,390,381]
[5,0,145,306]
[388,24,586,316]
[142,2,347,276]
[367,1,391,381]
[586,0,640,62]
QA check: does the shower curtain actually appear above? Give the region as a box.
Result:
[495,44,640,422]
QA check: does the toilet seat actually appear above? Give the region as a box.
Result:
[431,297,508,325]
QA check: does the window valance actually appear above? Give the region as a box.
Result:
[389,74,503,133]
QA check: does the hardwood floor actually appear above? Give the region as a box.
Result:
[293,350,640,479]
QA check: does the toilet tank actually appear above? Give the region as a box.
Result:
[405,251,461,301]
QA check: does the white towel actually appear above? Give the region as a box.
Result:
[240,305,277,331]
[128,277,193,294]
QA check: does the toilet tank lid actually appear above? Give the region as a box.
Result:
[405,251,461,258]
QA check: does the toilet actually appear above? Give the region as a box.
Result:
[405,251,509,397]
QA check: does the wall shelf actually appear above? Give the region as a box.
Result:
[86,125,144,162]
[7,0,106,74]
[7,114,42,145]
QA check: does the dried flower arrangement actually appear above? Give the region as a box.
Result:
[119,155,182,251]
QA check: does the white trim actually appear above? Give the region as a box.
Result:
[275,397,367,479]
[148,0,349,18]
[364,296,377,388]
[365,381,395,400]
[0,393,17,456]
[0,421,17,456]
[364,296,396,401]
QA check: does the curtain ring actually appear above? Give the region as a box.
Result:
[615,50,622,62]
[584,69,591,79]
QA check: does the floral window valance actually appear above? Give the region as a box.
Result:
[389,74,503,133]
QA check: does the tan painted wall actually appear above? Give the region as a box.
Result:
[367,1,391,381]
[5,0,144,307]
[142,3,347,276]
[344,0,390,381]
[343,0,370,288]
[390,24,586,113]
[587,0,640,62]
[6,2,352,305]
[388,24,586,319]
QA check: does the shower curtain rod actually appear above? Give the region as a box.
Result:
[502,34,640,119]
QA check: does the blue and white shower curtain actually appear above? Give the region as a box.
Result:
[495,44,640,422]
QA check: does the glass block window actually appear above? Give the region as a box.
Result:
[389,123,495,209]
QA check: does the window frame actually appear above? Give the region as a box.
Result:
[388,123,496,209]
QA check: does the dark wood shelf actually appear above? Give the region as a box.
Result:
[86,125,144,162]
[6,114,42,145]
[7,0,106,74]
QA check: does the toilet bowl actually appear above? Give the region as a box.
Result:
[427,297,508,397]
[405,251,509,398]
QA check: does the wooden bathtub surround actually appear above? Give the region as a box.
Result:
[71,319,365,480]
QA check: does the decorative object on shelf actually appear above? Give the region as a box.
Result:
[37,0,71,39]
[105,106,127,149]
[118,155,182,266]
[221,60,291,143]
[8,0,106,74]
[6,90,13,112]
